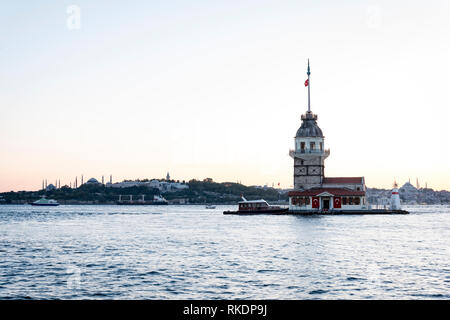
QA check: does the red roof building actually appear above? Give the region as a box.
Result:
[322,177,364,184]
[288,188,366,197]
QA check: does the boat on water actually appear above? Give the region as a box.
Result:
[31,197,60,206]
[205,205,216,209]
[223,197,288,215]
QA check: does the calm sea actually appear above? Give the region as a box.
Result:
[0,204,448,299]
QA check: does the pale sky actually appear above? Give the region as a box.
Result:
[1,0,450,192]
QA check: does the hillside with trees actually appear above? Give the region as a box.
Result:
[0,178,287,205]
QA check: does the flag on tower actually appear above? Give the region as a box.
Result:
[304,79,309,87]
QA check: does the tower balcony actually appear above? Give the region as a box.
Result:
[301,112,318,120]
[289,148,330,158]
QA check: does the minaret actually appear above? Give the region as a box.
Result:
[110,175,112,184]
[289,60,330,190]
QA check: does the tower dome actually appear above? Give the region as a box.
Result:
[295,112,323,138]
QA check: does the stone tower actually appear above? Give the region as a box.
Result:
[289,60,329,190]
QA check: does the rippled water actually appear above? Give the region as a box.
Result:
[0,205,448,299]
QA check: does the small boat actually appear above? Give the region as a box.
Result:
[223,196,288,215]
[31,197,60,206]
[205,205,216,209]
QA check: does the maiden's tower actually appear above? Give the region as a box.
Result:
[224,60,408,215]
[288,61,367,212]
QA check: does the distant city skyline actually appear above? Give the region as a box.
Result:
[1,1,449,192]
[18,174,442,193]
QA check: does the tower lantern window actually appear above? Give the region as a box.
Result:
[310,142,315,150]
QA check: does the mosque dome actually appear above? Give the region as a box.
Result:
[86,178,100,184]
[295,112,324,138]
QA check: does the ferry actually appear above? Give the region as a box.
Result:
[223,197,288,215]
[31,197,60,206]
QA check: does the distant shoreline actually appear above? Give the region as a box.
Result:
[0,201,290,206]
[2,203,448,207]
[2,179,449,205]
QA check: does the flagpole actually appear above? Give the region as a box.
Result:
[307,59,311,112]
